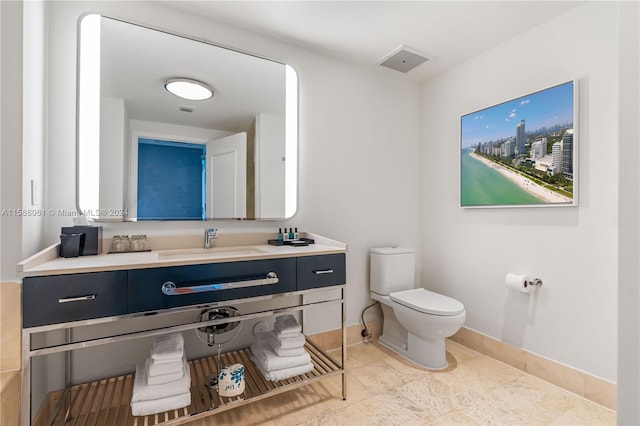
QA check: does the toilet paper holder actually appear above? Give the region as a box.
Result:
[506,273,543,293]
[526,278,543,288]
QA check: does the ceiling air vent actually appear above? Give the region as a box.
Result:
[379,45,429,73]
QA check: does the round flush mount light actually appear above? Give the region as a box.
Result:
[164,78,213,101]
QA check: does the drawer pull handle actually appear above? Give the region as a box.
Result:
[58,294,97,304]
[161,272,279,296]
[314,269,334,275]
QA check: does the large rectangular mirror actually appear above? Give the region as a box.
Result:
[77,14,298,221]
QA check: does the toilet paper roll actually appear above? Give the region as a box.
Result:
[505,273,531,294]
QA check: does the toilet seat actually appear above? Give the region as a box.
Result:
[390,288,464,316]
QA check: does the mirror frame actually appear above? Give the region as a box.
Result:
[75,13,299,222]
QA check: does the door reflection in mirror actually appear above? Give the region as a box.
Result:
[137,139,206,220]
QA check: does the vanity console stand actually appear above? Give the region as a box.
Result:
[19,233,347,426]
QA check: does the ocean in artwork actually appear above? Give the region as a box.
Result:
[460,148,544,206]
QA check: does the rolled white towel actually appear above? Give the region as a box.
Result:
[150,333,184,363]
[250,341,310,371]
[130,391,191,416]
[252,321,269,335]
[132,359,190,402]
[251,356,314,381]
[268,331,306,350]
[274,315,301,336]
[147,357,184,377]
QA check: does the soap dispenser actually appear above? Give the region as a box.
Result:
[204,228,218,248]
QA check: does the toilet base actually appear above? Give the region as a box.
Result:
[378,333,448,371]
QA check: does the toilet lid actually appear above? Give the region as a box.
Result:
[390,288,465,316]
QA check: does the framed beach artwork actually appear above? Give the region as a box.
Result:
[460,80,577,208]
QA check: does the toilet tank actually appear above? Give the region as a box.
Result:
[370,247,416,295]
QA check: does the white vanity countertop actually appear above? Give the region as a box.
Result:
[18,232,347,278]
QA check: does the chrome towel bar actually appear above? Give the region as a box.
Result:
[161,272,279,296]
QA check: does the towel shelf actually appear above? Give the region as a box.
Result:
[35,340,342,426]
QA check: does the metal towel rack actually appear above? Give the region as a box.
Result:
[161,272,279,295]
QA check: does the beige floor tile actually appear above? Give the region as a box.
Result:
[548,398,616,425]
[427,409,480,425]
[350,359,415,392]
[461,384,552,425]
[296,406,342,426]
[307,370,376,412]
[459,391,541,426]
[396,376,470,419]
[490,374,578,424]
[260,393,335,426]
[431,363,503,397]
[345,341,390,366]
[451,356,524,387]
[335,391,432,426]
[331,402,381,426]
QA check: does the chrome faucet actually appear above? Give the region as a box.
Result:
[204,228,218,249]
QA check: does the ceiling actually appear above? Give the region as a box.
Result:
[99,16,286,132]
[163,1,584,82]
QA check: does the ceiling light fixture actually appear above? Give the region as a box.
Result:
[164,78,213,101]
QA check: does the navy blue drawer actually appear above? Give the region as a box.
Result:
[296,254,346,290]
[22,271,128,327]
[129,258,296,313]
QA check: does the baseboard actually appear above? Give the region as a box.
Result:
[308,320,383,351]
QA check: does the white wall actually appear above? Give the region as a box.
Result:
[421,2,619,382]
[616,1,640,423]
[22,1,47,260]
[1,1,24,281]
[99,97,126,215]
[255,112,285,218]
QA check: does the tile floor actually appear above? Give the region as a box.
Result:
[186,339,616,426]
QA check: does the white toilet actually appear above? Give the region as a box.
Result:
[370,247,466,370]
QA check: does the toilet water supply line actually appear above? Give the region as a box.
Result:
[360,301,380,342]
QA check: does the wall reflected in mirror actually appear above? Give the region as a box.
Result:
[77,14,298,221]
